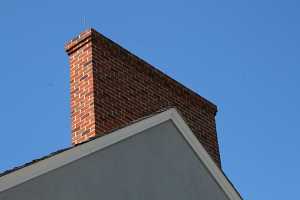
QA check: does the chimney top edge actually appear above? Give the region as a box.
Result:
[64,28,96,54]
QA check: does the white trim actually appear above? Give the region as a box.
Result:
[0,108,241,199]
[169,110,242,200]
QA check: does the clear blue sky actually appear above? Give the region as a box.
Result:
[0,0,299,199]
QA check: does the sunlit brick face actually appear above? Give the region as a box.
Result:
[66,30,96,144]
[65,29,222,167]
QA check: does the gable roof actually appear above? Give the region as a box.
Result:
[0,108,169,179]
[0,108,242,200]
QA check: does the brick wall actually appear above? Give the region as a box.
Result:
[65,29,221,167]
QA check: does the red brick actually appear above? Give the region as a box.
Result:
[65,28,222,167]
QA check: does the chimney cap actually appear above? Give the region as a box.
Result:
[65,28,96,55]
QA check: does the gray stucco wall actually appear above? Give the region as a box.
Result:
[0,121,229,200]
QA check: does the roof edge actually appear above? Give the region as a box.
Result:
[0,108,241,199]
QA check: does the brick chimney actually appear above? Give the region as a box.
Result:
[65,28,221,167]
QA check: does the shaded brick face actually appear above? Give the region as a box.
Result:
[65,29,221,167]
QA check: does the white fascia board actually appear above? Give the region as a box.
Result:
[169,110,242,200]
[0,108,242,200]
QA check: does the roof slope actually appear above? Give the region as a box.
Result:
[0,108,171,178]
[0,108,242,200]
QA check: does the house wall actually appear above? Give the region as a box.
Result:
[0,121,228,200]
